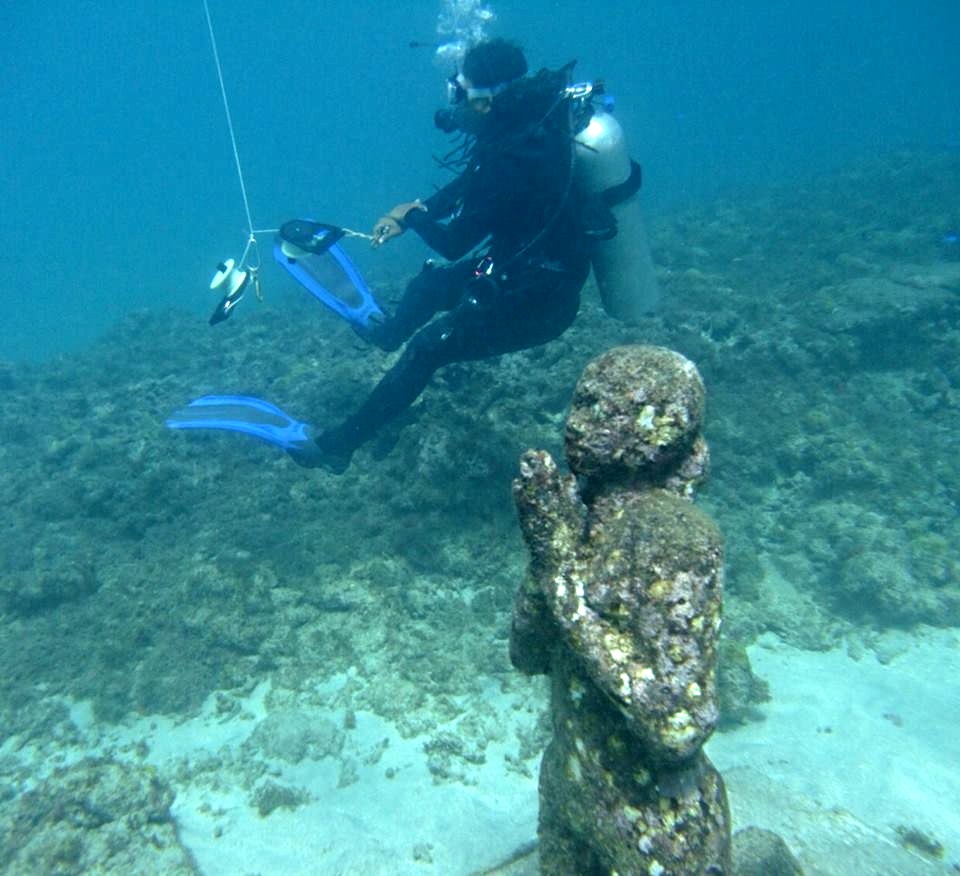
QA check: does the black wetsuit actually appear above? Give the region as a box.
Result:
[314,96,590,465]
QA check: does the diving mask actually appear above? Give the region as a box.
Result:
[445,72,514,105]
[437,72,519,134]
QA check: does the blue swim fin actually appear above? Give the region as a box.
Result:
[165,395,312,452]
[274,220,384,329]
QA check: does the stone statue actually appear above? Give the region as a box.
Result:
[510,345,731,875]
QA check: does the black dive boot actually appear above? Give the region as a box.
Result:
[287,429,354,474]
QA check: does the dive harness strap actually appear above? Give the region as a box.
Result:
[581,160,643,241]
[601,160,642,206]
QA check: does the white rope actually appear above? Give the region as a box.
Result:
[203,0,255,240]
[341,228,375,241]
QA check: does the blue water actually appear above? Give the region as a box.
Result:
[1,0,956,360]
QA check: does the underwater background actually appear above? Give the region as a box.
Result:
[1,1,959,874]
[2,0,957,360]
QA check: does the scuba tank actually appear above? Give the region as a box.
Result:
[573,94,660,321]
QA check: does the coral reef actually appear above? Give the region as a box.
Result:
[510,345,730,874]
[0,757,195,874]
[1,155,958,737]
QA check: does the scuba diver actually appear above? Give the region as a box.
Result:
[168,38,655,472]
[296,39,591,472]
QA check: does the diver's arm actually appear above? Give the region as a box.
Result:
[398,172,487,259]
[419,174,469,219]
[402,152,529,260]
[372,200,426,247]
[371,175,469,248]
[401,203,488,260]
[380,139,547,260]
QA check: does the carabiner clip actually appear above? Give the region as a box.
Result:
[474,255,495,278]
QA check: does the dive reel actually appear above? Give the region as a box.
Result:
[208,254,263,326]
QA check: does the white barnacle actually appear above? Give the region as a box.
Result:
[637,404,656,430]
[666,710,698,746]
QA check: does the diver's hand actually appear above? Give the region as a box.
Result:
[372,216,403,247]
[372,200,426,247]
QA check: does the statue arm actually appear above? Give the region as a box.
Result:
[510,450,586,675]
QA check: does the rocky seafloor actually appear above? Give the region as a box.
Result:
[0,150,958,873]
